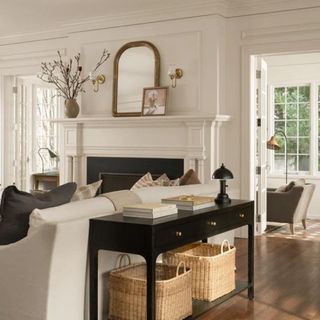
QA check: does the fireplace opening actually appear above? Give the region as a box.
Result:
[87,157,184,193]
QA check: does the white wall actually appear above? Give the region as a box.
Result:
[266,57,320,218]
[2,2,320,208]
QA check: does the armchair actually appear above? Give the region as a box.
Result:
[267,183,315,234]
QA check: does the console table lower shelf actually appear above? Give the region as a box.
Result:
[89,199,254,320]
[190,281,248,319]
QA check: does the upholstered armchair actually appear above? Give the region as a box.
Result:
[267,183,315,234]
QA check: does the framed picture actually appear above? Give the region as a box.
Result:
[142,86,168,116]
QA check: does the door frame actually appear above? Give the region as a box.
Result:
[240,39,320,232]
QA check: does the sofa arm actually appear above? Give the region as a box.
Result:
[267,186,304,223]
[0,224,57,320]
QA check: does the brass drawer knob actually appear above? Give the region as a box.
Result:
[239,213,245,218]
[207,221,217,226]
[176,231,182,237]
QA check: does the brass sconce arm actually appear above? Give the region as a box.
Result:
[89,73,106,92]
[168,65,183,88]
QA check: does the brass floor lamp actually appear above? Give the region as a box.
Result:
[267,130,288,184]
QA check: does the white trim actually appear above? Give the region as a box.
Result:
[241,39,320,203]
[1,1,320,46]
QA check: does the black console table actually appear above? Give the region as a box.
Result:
[89,199,254,320]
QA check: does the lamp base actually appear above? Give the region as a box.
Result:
[215,193,231,205]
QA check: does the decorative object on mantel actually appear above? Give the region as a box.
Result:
[267,131,288,184]
[212,163,234,204]
[168,64,183,88]
[38,50,110,118]
[142,86,168,116]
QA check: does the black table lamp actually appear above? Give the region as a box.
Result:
[212,163,234,204]
[38,148,58,173]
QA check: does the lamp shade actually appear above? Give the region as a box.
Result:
[48,149,58,158]
[212,163,233,180]
[267,136,280,150]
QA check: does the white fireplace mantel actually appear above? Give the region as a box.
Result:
[54,114,231,185]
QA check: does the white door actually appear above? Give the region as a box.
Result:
[256,57,268,234]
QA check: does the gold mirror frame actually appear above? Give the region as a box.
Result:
[112,41,161,117]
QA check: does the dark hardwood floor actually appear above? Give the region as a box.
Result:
[198,236,320,320]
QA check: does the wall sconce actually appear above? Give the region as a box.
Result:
[89,72,106,92]
[168,64,183,88]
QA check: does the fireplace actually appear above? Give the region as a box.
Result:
[87,157,184,193]
[54,115,230,187]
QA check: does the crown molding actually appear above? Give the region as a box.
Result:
[0,0,320,46]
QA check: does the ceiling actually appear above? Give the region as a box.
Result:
[1,0,320,40]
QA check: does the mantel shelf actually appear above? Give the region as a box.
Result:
[52,114,231,126]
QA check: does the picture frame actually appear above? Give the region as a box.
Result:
[142,86,168,116]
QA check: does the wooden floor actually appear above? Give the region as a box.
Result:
[198,236,320,320]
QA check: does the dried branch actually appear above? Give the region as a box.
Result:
[38,49,110,100]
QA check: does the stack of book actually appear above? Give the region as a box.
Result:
[123,203,178,219]
[162,195,215,211]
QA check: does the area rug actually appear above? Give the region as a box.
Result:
[264,219,320,242]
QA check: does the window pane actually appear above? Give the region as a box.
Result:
[299,103,310,119]
[274,155,285,171]
[287,138,297,154]
[299,155,310,171]
[274,104,285,119]
[275,136,285,154]
[287,104,297,119]
[286,121,297,137]
[287,87,298,103]
[288,155,297,171]
[35,87,59,173]
[272,85,310,174]
[299,86,310,102]
[274,87,285,103]
[299,121,310,136]
[299,138,309,154]
[275,121,285,132]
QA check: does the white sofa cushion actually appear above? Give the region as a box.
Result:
[29,197,114,232]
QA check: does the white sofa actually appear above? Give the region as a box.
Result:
[0,184,222,320]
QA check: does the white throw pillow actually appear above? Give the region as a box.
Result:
[71,180,102,201]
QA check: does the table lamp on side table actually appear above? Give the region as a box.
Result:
[212,163,234,204]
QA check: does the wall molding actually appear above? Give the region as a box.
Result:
[1,0,320,46]
[241,22,320,41]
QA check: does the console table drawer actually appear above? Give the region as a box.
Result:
[232,209,251,225]
[156,220,205,247]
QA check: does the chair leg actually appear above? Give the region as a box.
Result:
[289,224,295,234]
[302,219,307,230]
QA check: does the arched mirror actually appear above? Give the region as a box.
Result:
[112,41,160,117]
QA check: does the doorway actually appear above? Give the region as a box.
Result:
[252,52,320,235]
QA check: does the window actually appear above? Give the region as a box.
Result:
[34,86,59,173]
[272,85,311,174]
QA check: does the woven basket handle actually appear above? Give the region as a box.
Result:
[117,254,132,268]
[176,261,187,277]
[220,239,231,254]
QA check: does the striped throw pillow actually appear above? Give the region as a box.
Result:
[71,180,102,201]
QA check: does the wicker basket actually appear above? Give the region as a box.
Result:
[163,240,236,301]
[109,255,192,320]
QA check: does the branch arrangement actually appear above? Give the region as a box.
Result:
[38,49,110,100]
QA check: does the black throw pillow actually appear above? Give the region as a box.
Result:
[0,182,77,245]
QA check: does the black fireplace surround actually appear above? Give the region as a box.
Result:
[87,157,184,193]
